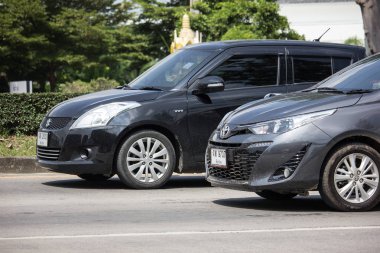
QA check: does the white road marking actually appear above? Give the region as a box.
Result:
[1,226,380,241]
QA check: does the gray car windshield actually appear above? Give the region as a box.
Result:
[317,54,380,92]
[127,49,214,91]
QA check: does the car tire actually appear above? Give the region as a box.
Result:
[256,190,297,200]
[78,174,114,181]
[116,130,176,189]
[319,143,380,211]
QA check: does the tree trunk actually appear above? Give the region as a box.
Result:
[48,71,57,92]
[356,0,380,55]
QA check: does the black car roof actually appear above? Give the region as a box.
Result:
[185,40,365,52]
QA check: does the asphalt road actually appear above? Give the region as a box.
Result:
[1,173,380,253]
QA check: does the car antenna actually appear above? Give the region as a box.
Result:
[313,28,330,42]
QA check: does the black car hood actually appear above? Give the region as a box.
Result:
[48,89,161,117]
[227,92,362,125]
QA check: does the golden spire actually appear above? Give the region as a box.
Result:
[182,14,190,29]
[170,13,201,53]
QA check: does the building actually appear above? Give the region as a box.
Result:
[278,0,364,43]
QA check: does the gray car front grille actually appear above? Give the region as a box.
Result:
[208,149,262,181]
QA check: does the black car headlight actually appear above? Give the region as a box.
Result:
[70,102,141,129]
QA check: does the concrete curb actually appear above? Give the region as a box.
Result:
[0,157,50,173]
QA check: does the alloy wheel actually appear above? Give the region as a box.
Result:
[126,137,170,183]
[334,153,379,203]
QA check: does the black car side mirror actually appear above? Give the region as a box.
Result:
[192,76,225,95]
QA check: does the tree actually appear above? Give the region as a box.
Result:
[0,0,50,88]
[0,0,152,91]
[344,36,364,46]
[132,0,187,59]
[191,0,303,41]
[356,0,380,55]
[132,0,303,59]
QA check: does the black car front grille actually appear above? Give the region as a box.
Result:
[43,117,71,130]
[37,147,61,160]
[208,149,262,181]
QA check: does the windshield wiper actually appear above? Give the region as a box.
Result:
[139,86,163,91]
[345,89,373,94]
[304,87,344,93]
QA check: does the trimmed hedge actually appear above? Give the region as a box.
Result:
[0,93,84,135]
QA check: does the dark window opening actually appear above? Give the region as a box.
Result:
[208,55,278,89]
[293,56,332,83]
[333,57,352,73]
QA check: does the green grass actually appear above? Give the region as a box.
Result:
[0,135,36,157]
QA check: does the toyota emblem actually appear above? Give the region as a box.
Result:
[220,124,231,139]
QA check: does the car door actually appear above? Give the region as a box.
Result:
[286,46,355,93]
[186,46,287,162]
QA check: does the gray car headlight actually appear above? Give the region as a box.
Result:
[248,109,336,135]
[70,102,141,129]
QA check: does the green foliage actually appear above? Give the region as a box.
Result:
[191,0,304,41]
[132,0,187,58]
[221,26,259,40]
[59,78,120,93]
[0,93,83,135]
[133,0,304,58]
[0,0,152,91]
[344,36,364,46]
[0,0,303,92]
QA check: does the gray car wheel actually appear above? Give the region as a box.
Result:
[116,130,176,189]
[320,143,380,211]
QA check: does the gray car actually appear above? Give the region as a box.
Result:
[206,53,380,211]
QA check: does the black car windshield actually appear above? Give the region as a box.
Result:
[127,49,214,90]
[317,53,380,92]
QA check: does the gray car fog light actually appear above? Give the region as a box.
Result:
[270,167,295,182]
[284,167,292,178]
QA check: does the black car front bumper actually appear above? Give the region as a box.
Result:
[37,122,126,176]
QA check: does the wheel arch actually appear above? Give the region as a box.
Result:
[319,134,380,184]
[111,124,183,174]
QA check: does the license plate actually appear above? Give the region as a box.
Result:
[211,148,227,168]
[37,132,48,147]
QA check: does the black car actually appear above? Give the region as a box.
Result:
[37,40,365,189]
[206,53,380,211]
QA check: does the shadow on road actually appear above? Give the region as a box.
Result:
[213,196,380,212]
[42,175,210,190]
[164,175,211,189]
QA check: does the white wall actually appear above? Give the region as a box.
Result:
[279,1,364,43]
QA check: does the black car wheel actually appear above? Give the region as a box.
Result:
[78,174,114,181]
[116,130,176,189]
[320,143,380,211]
[256,190,298,200]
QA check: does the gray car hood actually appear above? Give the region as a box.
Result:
[227,92,362,125]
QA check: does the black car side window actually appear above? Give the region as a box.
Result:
[207,55,278,89]
[333,57,352,73]
[292,56,332,83]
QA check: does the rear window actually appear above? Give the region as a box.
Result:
[293,56,332,83]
